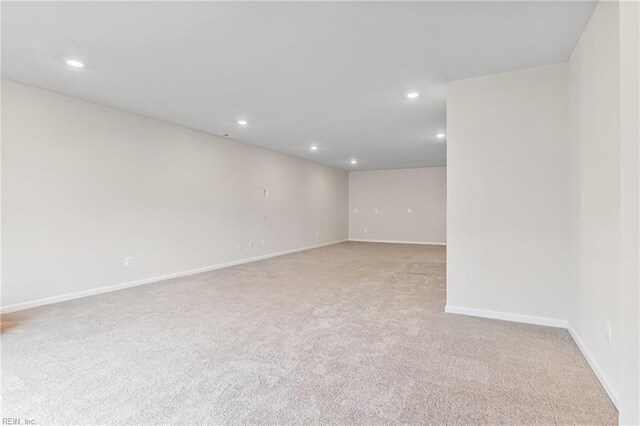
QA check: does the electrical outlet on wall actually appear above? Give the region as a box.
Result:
[374,208,378,213]
[249,240,255,247]
[316,231,320,238]
[261,240,265,246]
[364,228,368,234]
[124,256,132,267]
[353,208,358,213]
[606,320,612,343]
[407,208,412,214]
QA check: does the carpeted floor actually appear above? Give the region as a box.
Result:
[1,242,617,425]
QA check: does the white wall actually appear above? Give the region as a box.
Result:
[568,0,622,409]
[1,80,348,312]
[568,1,640,420]
[446,63,570,325]
[348,167,446,244]
[446,2,639,419]
[618,0,640,422]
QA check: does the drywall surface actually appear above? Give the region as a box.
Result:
[1,80,348,311]
[568,0,638,415]
[446,63,570,323]
[567,0,621,407]
[348,167,446,244]
[618,0,640,422]
[444,1,636,415]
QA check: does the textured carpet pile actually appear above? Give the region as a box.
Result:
[1,242,617,424]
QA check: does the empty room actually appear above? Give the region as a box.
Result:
[1,1,638,425]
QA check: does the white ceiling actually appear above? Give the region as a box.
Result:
[2,1,595,171]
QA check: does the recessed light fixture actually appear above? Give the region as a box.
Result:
[222,133,230,137]
[406,92,419,99]
[350,159,358,165]
[65,58,85,68]
[310,145,318,151]
[436,133,446,139]
[237,120,248,126]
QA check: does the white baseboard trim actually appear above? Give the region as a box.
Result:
[445,304,619,409]
[348,239,446,246]
[445,305,568,328]
[1,239,347,314]
[567,323,620,409]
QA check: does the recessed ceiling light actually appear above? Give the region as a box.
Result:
[350,159,358,165]
[237,120,248,126]
[310,145,318,151]
[406,92,419,99]
[65,59,85,68]
[436,133,446,139]
[222,133,230,137]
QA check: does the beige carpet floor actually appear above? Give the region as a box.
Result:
[1,242,617,425]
